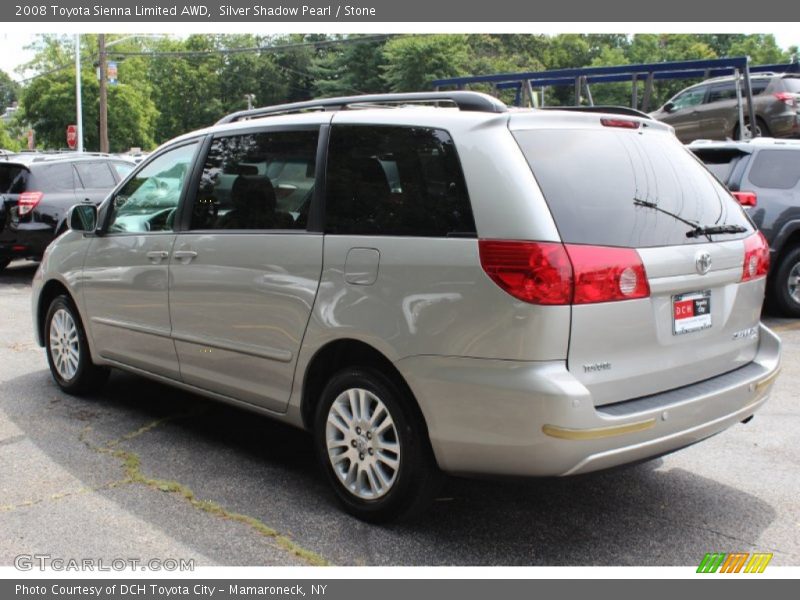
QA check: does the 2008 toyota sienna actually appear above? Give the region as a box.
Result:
[31,92,782,521]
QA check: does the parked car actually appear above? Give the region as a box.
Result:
[0,154,135,271]
[650,73,800,143]
[32,92,781,521]
[690,137,800,316]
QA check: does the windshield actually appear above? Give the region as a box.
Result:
[513,127,753,247]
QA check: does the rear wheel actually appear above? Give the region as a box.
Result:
[314,367,442,522]
[733,117,770,140]
[0,258,9,273]
[45,295,109,394]
[770,246,800,317]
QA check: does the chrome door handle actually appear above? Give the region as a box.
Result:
[146,250,169,263]
[172,250,198,263]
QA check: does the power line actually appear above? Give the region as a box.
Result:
[106,34,395,58]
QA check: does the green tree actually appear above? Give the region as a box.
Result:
[21,68,157,151]
[0,70,20,109]
[382,35,471,91]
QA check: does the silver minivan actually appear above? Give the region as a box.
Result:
[31,92,781,521]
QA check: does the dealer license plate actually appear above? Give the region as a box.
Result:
[672,290,712,335]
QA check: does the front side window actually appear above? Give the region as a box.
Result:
[670,86,707,111]
[190,130,317,231]
[107,142,199,233]
[325,125,475,237]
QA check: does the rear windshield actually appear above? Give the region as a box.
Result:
[513,128,753,247]
[690,148,749,186]
[780,78,800,93]
[0,164,29,194]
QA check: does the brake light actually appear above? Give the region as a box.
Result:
[17,191,43,216]
[741,232,770,281]
[773,92,796,107]
[478,240,573,304]
[479,240,650,305]
[566,245,650,303]
[732,191,757,207]
[600,118,640,129]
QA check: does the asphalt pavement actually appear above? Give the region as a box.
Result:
[1,260,798,567]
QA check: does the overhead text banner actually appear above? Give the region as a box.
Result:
[2,0,780,22]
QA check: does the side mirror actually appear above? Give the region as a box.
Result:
[663,101,675,114]
[67,203,98,232]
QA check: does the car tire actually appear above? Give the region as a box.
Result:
[733,118,770,140]
[313,367,443,523]
[0,258,9,273]
[44,295,109,395]
[770,246,800,317]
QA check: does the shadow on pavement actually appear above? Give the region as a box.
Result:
[2,367,778,566]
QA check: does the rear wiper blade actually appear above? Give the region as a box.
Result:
[686,224,748,238]
[633,198,698,229]
[634,198,748,239]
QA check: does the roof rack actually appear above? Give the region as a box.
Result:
[216,91,508,124]
[537,105,653,119]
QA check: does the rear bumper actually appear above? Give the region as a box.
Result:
[397,323,781,477]
[0,221,55,260]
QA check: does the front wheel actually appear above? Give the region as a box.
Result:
[770,246,800,317]
[314,367,442,522]
[45,295,109,395]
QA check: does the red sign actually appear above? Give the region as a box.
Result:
[66,124,77,150]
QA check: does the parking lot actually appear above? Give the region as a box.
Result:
[1,259,798,567]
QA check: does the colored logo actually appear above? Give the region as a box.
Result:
[697,552,773,573]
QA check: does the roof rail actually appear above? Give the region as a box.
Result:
[216,91,508,124]
[537,105,653,119]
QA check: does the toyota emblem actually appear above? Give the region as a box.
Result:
[696,251,712,275]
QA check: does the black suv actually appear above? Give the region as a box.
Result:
[691,138,800,316]
[0,154,134,271]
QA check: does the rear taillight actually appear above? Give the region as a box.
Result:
[566,245,650,303]
[479,240,650,305]
[478,240,573,304]
[600,118,640,129]
[773,92,796,107]
[732,191,757,207]
[17,191,43,217]
[742,232,770,281]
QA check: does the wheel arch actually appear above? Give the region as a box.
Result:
[300,338,430,439]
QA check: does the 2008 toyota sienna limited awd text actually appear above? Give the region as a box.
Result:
[31,92,782,522]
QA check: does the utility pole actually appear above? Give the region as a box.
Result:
[98,33,109,153]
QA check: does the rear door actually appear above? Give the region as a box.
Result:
[73,161,119,205]
[512,120,761,406]
[167,126,324,412]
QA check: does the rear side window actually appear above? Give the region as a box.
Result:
[191,129,317,231]
[0,165,28,193]
[747,150,800,190]
[325,125,475,237]
[707,83,737,103]
[113,162,135,179]
[75,162,116,188]
[30,163,76,192]
[779,78,800,93]
[513,128,753,248]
